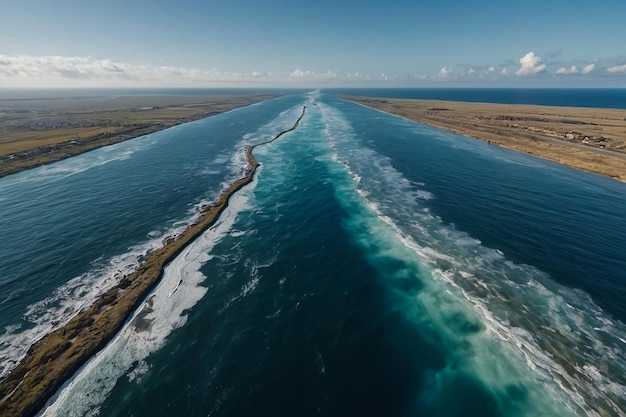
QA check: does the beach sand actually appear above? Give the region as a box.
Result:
[0,94,279,178]
[342,96,626,181]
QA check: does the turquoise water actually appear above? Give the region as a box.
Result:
[1,92,625,416]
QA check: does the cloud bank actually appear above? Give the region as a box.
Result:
[0,55,248,87]
[0,55,406,87]
[1,54,624,88]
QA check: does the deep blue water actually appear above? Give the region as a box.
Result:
[3,87,625,109]
[326,88,626,109]
[0,91,625,416]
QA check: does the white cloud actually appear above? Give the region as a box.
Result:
[288,69,309,78]
[346,71,369,80]
[436,66,452,78]
[288,69,338,81]
[555,65,578,75]
[0,54,263,87]
[3,53,618,88]
[607,64,626,73]
[0,55,361,87]
[515,52,546,76]
[554,63,597,76]
[581,63,595,74]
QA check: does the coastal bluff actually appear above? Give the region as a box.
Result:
[0,106,306,417]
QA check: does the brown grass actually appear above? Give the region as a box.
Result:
[0,127,117,153]
[0,94,279,178]
[342,96,626,181]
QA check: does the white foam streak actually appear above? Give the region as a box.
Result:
[35,101,306,415]
[318,101,626,416]
[0,208,208,381]
[0,136,256,381]
[38,184,254,417]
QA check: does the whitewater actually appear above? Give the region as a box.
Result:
[0,91,624,417]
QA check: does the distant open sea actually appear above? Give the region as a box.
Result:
[325,88,626,109]
[1,89,625,416]
[2,87,626,109]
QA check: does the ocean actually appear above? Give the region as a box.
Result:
[0,90,625,416]
[325,88,626,109]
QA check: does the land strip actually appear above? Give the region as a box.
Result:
[0,106,306,417]
[0,93,279,178]
[342,96,626,181]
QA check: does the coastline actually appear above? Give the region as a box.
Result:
[0,94,279,179]
[0,107,306,417]
[341,95,626,182]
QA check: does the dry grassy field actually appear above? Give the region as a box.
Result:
[343,96,626,181]
[0,93,278,177]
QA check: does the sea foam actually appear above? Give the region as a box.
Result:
[38,184,255,417]
[317,100,626,416]
[37,101,308,416]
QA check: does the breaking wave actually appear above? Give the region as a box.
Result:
[317,101,626,416]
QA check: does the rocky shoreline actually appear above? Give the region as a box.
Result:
[0,107,306,417]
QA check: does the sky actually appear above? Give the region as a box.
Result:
[1,0,625,88]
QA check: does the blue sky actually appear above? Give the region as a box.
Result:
[1,0,625,88]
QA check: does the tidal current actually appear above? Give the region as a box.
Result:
[0,91,625,416]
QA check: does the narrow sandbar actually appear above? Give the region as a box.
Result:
[0,107,305,417]
[342,95,626,181]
